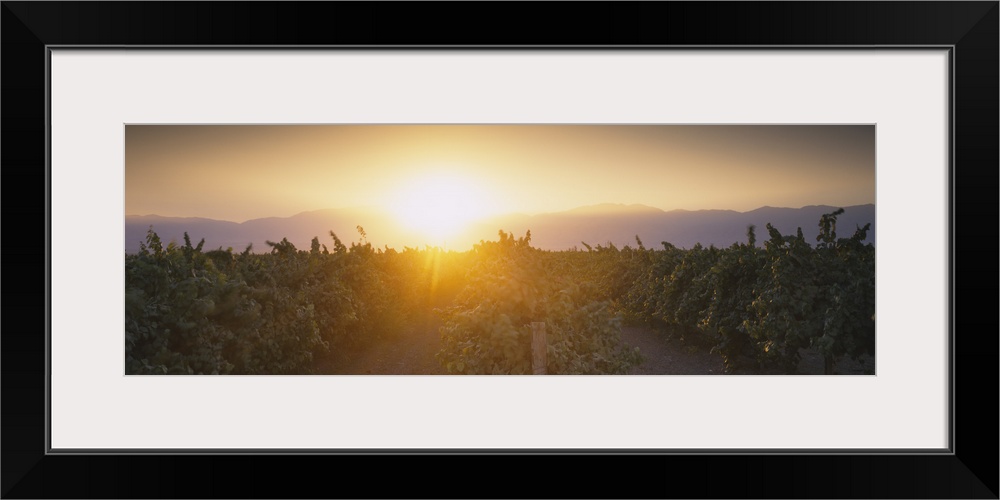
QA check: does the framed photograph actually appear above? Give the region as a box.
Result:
[121,122,878,378]
[4,2,996,498]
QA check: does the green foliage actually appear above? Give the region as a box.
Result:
[126,229,244,374]
[812,215,876,372]
[125,227,409,374]
[126,208,873,376]
[743,224,823,372]
[705,230,765,373]
[601,210,875,374]
[437,231,641,374]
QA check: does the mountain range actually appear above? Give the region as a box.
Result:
[124,203,876,254]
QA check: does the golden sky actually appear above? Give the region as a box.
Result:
[126,124,875,226]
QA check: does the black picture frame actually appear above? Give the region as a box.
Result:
[3,2,997,498]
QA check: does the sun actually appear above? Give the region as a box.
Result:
[389,172,494,243]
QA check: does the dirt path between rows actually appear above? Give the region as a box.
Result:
[317,317,448,375]
[618,326,725,375]
[316,322,730,375]
[316,321,875,375]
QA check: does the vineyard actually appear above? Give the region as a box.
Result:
[125,209,875,375]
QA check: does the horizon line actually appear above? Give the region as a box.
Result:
[125,201,876,224]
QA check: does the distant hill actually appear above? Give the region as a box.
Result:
[125,208,405,255]
[470,204,875,251]
[125,204,876,254]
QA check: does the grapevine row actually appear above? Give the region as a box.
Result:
[125,208,874,375]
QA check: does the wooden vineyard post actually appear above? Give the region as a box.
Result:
[531,322,547,375]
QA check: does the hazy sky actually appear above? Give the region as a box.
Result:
[125,124,875,223]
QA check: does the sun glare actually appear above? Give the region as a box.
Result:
[389,172,494,243]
